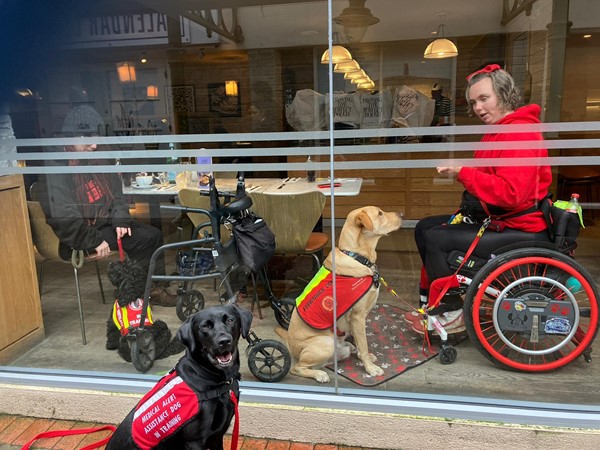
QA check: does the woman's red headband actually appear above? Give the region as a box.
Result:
[466,64,502,81]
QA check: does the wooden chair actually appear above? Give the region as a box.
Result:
[247,190,328,317]
[248,190,329,268]
[177,188,232,242]
[28,182,109,345]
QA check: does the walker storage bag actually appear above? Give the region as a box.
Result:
[231,213,275,272]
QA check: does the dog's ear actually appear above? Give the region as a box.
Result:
[233,305,253,339]
[107,262,124,287]
[355,210,374,231]
[176,315,198,354]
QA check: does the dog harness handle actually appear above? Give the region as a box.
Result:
[229,390,239,450]
[21,424,117,450]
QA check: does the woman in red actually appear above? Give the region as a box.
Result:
[409,64,552,334]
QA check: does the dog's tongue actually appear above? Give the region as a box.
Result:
[216,352,233,366]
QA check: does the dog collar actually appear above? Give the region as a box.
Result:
[340,250,380,287]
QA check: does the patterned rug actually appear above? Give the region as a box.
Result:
[326,303,464,387]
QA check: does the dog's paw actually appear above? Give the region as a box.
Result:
[314,370,331,383]
[368,352,378,363]
[365,364,384,377]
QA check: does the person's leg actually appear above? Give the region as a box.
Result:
[414,215,452,263]
[423,224,551,308]
[423,222,481,281]
[404,215,451,322]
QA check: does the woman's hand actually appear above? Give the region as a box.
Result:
[95,240,111,258]
[437,166,462,175]
[116,227,132,239]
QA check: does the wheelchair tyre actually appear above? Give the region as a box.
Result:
[272,297,296,330]
[176,290,205,322]
[130,329,156,373]
[248,339,291,382]
[464,247,599,372]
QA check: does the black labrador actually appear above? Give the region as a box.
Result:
[106,304,252,450]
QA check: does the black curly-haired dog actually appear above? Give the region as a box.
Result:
[106,259,184,362]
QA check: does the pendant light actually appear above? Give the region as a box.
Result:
[116,62,136,83]
[333,0,380,43]
[334,59,361,73]
[424,14,458,59]
[321,45,352,65]
[321,30,353,65]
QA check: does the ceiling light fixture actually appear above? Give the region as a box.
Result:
[345,69,367,80]
[225,80,239,96]
[423,13,458,59]
[147,85,158,98]
[333,0,380,43]
[321,43,352,65]
[357,80,375,90]
[351,76,370,85]
[334,59,361,73]
[116,61,137,83]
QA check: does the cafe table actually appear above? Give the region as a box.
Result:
[261,177,362,196]
[122,178,280,229]
[122,177,363,229]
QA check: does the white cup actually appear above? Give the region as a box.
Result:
[135,175,153,186]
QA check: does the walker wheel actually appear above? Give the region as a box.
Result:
[247,339,291,382]
[439,345,457,365]
[130,329,156,373]
[176,289,205,321]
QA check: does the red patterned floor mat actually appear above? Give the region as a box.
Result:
[326,303,465,387]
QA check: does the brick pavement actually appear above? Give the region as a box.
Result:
[0,415,378,450]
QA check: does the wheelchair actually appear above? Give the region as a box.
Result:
[425,204,599,372]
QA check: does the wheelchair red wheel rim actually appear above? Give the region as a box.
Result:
[470,256,598,372]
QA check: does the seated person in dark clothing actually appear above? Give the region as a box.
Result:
[407,65,552,334]
[42,104,175,305]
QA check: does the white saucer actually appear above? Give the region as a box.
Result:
[132,184,156,190]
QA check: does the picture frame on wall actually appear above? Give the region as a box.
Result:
[208,82,241,116]
[166,85,195,115]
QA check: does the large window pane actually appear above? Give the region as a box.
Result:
[1,0,600,414]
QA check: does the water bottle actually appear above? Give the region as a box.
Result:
[566,193,580,213]
[306,155,316,182]
[167,142,177,184]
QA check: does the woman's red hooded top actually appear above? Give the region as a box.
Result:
[457,104,552,232]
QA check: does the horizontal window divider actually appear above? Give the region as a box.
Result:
[0,367,599,429]
[9,138,600,164]
[5,156,600,177]
[12,121,600,148]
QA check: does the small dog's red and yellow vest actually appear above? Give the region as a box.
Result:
[296,266,374,329]
[131,371,199,449]
[112,298,154,336]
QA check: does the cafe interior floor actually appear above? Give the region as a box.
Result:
[8,221,600,409]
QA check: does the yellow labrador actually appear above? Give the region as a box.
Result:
[276,206,402,383]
